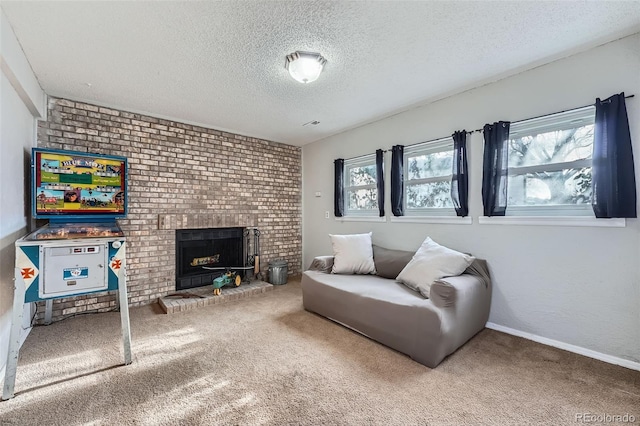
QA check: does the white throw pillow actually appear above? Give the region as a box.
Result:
[329,232,376,274]
[396,237,474,298]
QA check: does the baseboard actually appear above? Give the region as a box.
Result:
[485,322,640,372]
[0,325,32,379]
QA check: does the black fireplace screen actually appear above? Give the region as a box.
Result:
[175,227,245,290]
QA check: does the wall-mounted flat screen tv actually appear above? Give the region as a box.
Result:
[32,148,127,220]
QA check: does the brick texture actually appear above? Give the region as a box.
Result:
[35,97,302,323]
[158,281,274,314]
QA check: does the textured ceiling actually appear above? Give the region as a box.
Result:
[2,1,640,146]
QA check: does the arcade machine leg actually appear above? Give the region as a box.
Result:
[117,268,132,365]
[44,299,53,325]
[2,268,27,400]
[115,289,120,310]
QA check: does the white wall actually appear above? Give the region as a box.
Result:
[302,34,640,365]
[0,9,45,373]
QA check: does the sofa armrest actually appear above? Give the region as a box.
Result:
[430,274,486,308]
[308,256,334,273]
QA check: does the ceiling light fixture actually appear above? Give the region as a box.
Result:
[285,51,327,84]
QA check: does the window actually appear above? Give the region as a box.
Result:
[404,138,455,216]
[344,155,378,216]
[507,106,595,216]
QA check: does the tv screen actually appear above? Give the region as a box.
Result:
[32,148,127,220]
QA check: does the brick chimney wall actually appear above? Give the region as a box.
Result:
[35,97,302,322]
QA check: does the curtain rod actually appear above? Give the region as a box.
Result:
[403,135,454,150]
[468,93,635,134]
[343,150,387,162]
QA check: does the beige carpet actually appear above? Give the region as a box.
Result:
[1,279,638,425]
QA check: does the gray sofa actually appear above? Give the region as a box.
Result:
[301,249,491,368]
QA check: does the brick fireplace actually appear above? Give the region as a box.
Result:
[35,97,302,323]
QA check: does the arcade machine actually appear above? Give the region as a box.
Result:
[2,148,132,400]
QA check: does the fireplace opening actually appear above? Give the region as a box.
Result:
[176,227,245,290]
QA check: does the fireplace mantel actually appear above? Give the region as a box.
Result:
[158,213,258,230]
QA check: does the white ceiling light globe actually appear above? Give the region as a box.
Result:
[285,51,327,84]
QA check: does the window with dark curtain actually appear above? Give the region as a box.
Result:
[451,130,469,216]
[375,149,385,217]
[334,159,344,217]
[390,145,404,216]
[482,121,510,216]
[592,93,637,218]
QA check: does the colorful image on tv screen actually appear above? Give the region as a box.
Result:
[34,150,126,217]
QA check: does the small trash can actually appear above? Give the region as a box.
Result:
[268,260,288,285]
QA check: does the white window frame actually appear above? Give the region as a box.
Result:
[403,137,457,217]
[506,106,595,217]
[344,154,379,217]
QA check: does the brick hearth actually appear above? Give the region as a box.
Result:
[158,280,273,314]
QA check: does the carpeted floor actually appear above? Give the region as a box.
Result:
[1,279,638,425]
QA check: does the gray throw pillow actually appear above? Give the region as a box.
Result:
[372,245,415,279]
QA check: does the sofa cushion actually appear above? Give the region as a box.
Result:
[329,232,376,274]
[396,237,475,298]
[372,245,414,279]
[309,256,334,273]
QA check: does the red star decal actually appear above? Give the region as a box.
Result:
[111,259,122,270]
[21,268,35,279]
